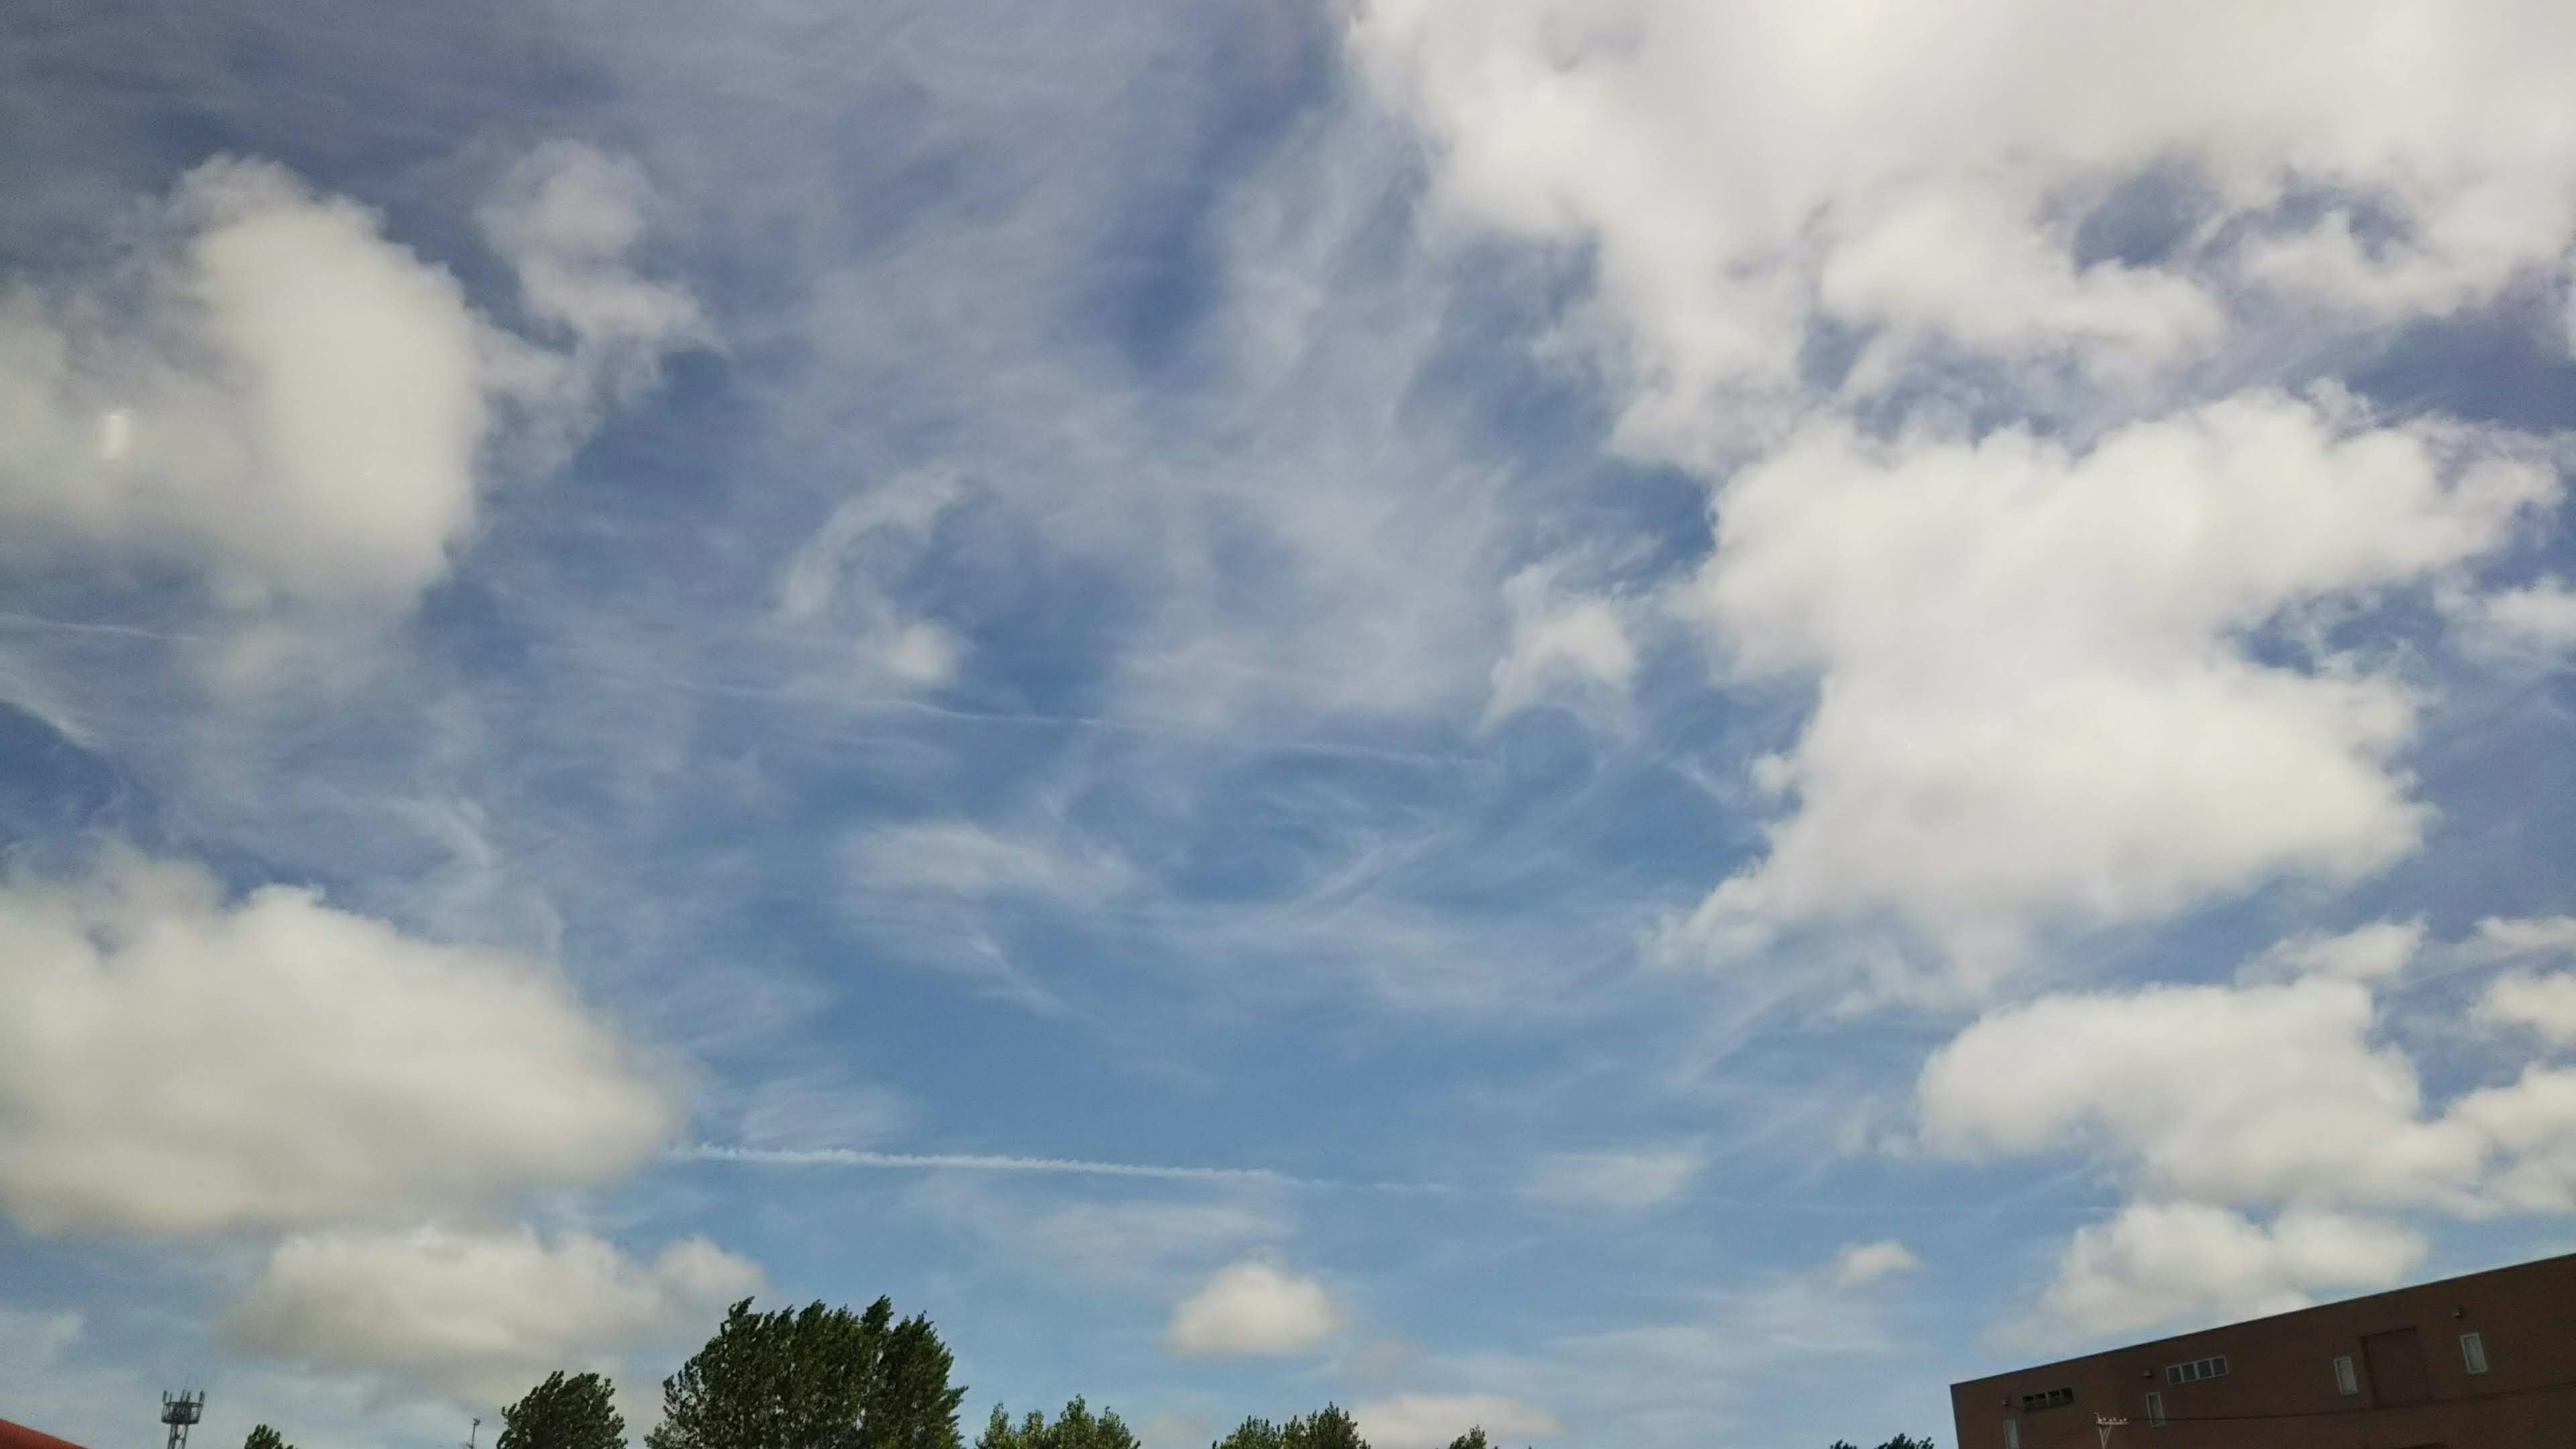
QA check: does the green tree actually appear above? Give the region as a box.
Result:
[1210,1407,1365,1449]
[1283,1407,1364,1449]
[975,1397,1140,1449]
[499,1371,627,1449]
[1210,1418,1284,1449]
[648,1297,967,1449]
[243,1426,294,1449]
[1875,1438,1937,1449]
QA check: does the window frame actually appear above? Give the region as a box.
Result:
[2461,1332,2489,1375]
[2333,1354,2359,1395]
[2164,1354,2231,1385]
[2143,1391,2165,1428]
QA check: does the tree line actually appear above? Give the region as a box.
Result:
[234,1295,1935,1449]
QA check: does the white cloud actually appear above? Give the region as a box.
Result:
[480,141,707,406]
[843,819,1133,901]
[1917,977,2473,1208]
[1165,1261,1344,1358]
[1831,1240,1923,1289]
[1352,1393,1563,1449]
[1350,1,2576,452]
[2471,915,2576,958]
[1917,972,2576,1215]
[1526,1147,1700,1210]
[0,159,488,603]
[2040,1202,2424,1338]
[1672,396,2551,981]
[2468,580,2576,659]
[2242,918,2425,983]
[226,1225,761,1405]
[1486,567,1636,725]
[2449,1066,2576,1211]
[2477,973,2576,1047]
[0,849,676,1235]
[775,473,969,689]
[0,148,700,689]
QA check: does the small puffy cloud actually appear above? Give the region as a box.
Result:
[2241,918,2424,983]
[2041,1203,2423,1338]
[2476,973,2576,1048]
[1352,1393,1563,1449]
[1831,1240,1923,1289]
[1526,1147,1701,1211]
[226,1225,761,1405]
[2471,916,2576,959]
[1485,567,1636,725]
[1165,1261,1344,1358]
[2468,580,2576,658]
[480,141,706,400]
[0,159,487,603]
[0,849,676,1235]
[1675,396,2550,985]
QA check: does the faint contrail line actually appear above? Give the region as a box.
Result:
[670,1142,1329,1185]
[670,1142,1456,1193]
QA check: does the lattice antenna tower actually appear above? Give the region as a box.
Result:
[160,1390,205,1449]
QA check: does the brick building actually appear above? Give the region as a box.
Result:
[1950,1252,2576,1448]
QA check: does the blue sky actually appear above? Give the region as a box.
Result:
[4,3,2576,1448]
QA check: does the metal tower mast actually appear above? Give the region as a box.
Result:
[161,1391,205,1449]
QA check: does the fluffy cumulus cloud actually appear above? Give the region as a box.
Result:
[1352,1393,1563,1449]
[2477,972,2576,1046]
[1676,396,2551,978]
[0,146,698,643]
[1354,1,2576,993]
[1919,978,2465,1208]
[1831,1240,1923,1289]
[2041,1203,2424,1338]
[1165,1261,1344,1359]
[226,1225,761,1404]
[1351,0,2576,447]
[1917,970,2576,1218]
[2469,580,2576,658]
[0,849,676,1235]
[0,159,488,602]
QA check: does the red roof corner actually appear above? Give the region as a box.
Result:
[0,1419,91,1449]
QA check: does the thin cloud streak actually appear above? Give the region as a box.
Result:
[672,1142,1333,1186]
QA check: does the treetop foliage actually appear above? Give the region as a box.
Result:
[974,1397,1140,1449]
[645,1296,967,1449]
[498,1369,628,1449]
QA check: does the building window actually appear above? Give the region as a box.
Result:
[2018,1388,2074,1412]
[2144,1391,2165,1428]
[2461,1332,2489,1375]
[2165,1354,2230,1385]
[2334,1355,2359,1395]
[2003,1421,2019,1449]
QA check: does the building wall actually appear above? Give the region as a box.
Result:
[1949,1253,2576,1449]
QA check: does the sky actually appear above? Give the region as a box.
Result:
[3,3,2576,1448]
